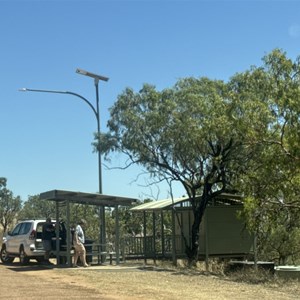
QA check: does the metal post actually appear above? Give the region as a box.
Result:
[115,205,120,265]
[143,211,147,265]
[94,79,106,262]
[171,207,177,266]
[55,202,60,264]
[253,232,258,270]
[152,211,156,264]
[94,79,103,195]
[66,200,71,266]
[161,211,165,257]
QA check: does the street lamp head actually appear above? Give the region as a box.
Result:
[19,88,28,92]
[76,68,109,82]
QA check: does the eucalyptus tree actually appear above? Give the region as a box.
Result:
[18,194,56,220]
[230,49,300,263]
[97,76,264,263]
[0,177,22,232]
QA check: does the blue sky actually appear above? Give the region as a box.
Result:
[1,0,300,202]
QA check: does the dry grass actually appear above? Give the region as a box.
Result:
[52,259,300,299]
[1,259,300,299]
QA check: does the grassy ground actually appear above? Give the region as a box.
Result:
[1,252,299,299]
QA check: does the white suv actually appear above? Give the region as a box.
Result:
[0,219,60,265]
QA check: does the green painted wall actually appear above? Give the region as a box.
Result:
[175,205,253,256]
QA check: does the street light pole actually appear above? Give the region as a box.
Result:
[75,68,109,195]
[19,68,109,260]
[95,80,102,194]
[75,69,109,262]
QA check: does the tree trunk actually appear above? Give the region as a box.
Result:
[186,185,212,265]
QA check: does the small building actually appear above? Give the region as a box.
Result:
[127,193,253,264]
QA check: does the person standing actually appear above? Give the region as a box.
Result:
[42,217,54,264]
[73,219,88,267]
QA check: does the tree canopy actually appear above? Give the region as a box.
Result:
[231,49,300,264]
[0,177,22,232]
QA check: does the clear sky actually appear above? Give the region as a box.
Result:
[1,0,300,202]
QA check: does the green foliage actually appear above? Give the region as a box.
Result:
[70,204,100,241]
[0,177,22,232]
[18,194,56,220]
[265,224,300,265]
[100,79,253,195]
[243,196,300,265]
[235,49,300,264]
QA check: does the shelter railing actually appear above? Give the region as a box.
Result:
[121,235,186,259]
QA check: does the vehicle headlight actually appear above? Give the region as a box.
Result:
[29,244,36,251]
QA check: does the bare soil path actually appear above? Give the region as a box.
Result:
[0,261,299,300]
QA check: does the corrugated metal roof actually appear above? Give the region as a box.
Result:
[130,193,243,212]
[131,196,189,211]
[40,189,138,207]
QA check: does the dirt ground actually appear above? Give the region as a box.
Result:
[0,260,300,300]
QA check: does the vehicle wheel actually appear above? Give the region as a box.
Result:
[19,247,29,265]
[0,246,15,264]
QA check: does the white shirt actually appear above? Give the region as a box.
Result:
[75,224,85,244]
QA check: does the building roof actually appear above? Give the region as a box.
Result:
[40,189,138,207]
[130,193,243,212]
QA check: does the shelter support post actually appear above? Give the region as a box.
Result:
[152,211,156,264]
[171,207,177,266]
[115,205,120,265]
[143,211,147,264]
[55,201,60,263]
[99,205,106,263]
[253,233,258,270]
[66,199,72,266]
[161,211,165,257]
